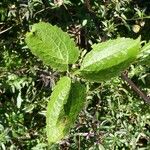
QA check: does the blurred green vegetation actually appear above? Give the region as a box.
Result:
[0,0,150,149]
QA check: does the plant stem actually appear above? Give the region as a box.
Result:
[121,72,150,104]
[0,26,13,34]
[126,16,150,21]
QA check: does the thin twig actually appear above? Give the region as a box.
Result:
[78,134,81,150]
[126,16,150,21]
[33,7,50,17]
[121,72,150,104]
[71,132,95,137]
[0,26,13,34]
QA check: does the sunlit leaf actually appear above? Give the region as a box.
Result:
[25,22,79,71]
[46,76,71,144]
[78,37,140,82]
[46,77,86,144]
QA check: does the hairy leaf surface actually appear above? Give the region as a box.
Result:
[78,38,140,82]
[46,77,86,144]
[25,22,79,71]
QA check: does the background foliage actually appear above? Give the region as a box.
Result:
[0,0,150,149]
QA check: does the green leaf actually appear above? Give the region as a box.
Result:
[142,42,150,52]
[78,37,140,82]
[139,42,150,65]
[63,82,86,132]
[46,77,86,144]
[46,76,71,144]
[25,22,79,71]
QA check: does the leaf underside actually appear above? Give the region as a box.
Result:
[25,22,79,71]
[46,77,86,144]
[79,37,140,82]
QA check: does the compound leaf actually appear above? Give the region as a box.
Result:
[46,77,86,144]
[25,22,79,71]
[78,37,140,82]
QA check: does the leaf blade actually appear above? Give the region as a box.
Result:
[25,22,79,71]
[64,82,86,132]
[79,38,140,82]
[46,78,86,144]
[46,76,71,144]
